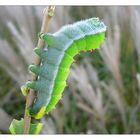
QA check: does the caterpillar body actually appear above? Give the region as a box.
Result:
[23,17,107,119]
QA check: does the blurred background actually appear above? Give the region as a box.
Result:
[0,6,140,134]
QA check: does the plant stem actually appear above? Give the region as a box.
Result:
[23,6,55,134]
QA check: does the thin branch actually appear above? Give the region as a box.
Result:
[23,6,55,134]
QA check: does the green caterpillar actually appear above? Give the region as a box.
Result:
[21,17,107,119]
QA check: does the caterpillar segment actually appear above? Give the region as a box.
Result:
[23,17,107,119]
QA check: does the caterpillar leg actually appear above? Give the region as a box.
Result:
[38,32,55,46]
[21,84,29,96]
[38,32,44,39]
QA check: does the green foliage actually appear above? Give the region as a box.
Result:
[9,119,43,134]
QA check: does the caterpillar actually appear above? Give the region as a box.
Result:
[22,17,107,119]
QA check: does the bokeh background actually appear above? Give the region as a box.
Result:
[0,6,140,134]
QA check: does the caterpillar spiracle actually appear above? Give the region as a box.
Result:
[22,17,107,119]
